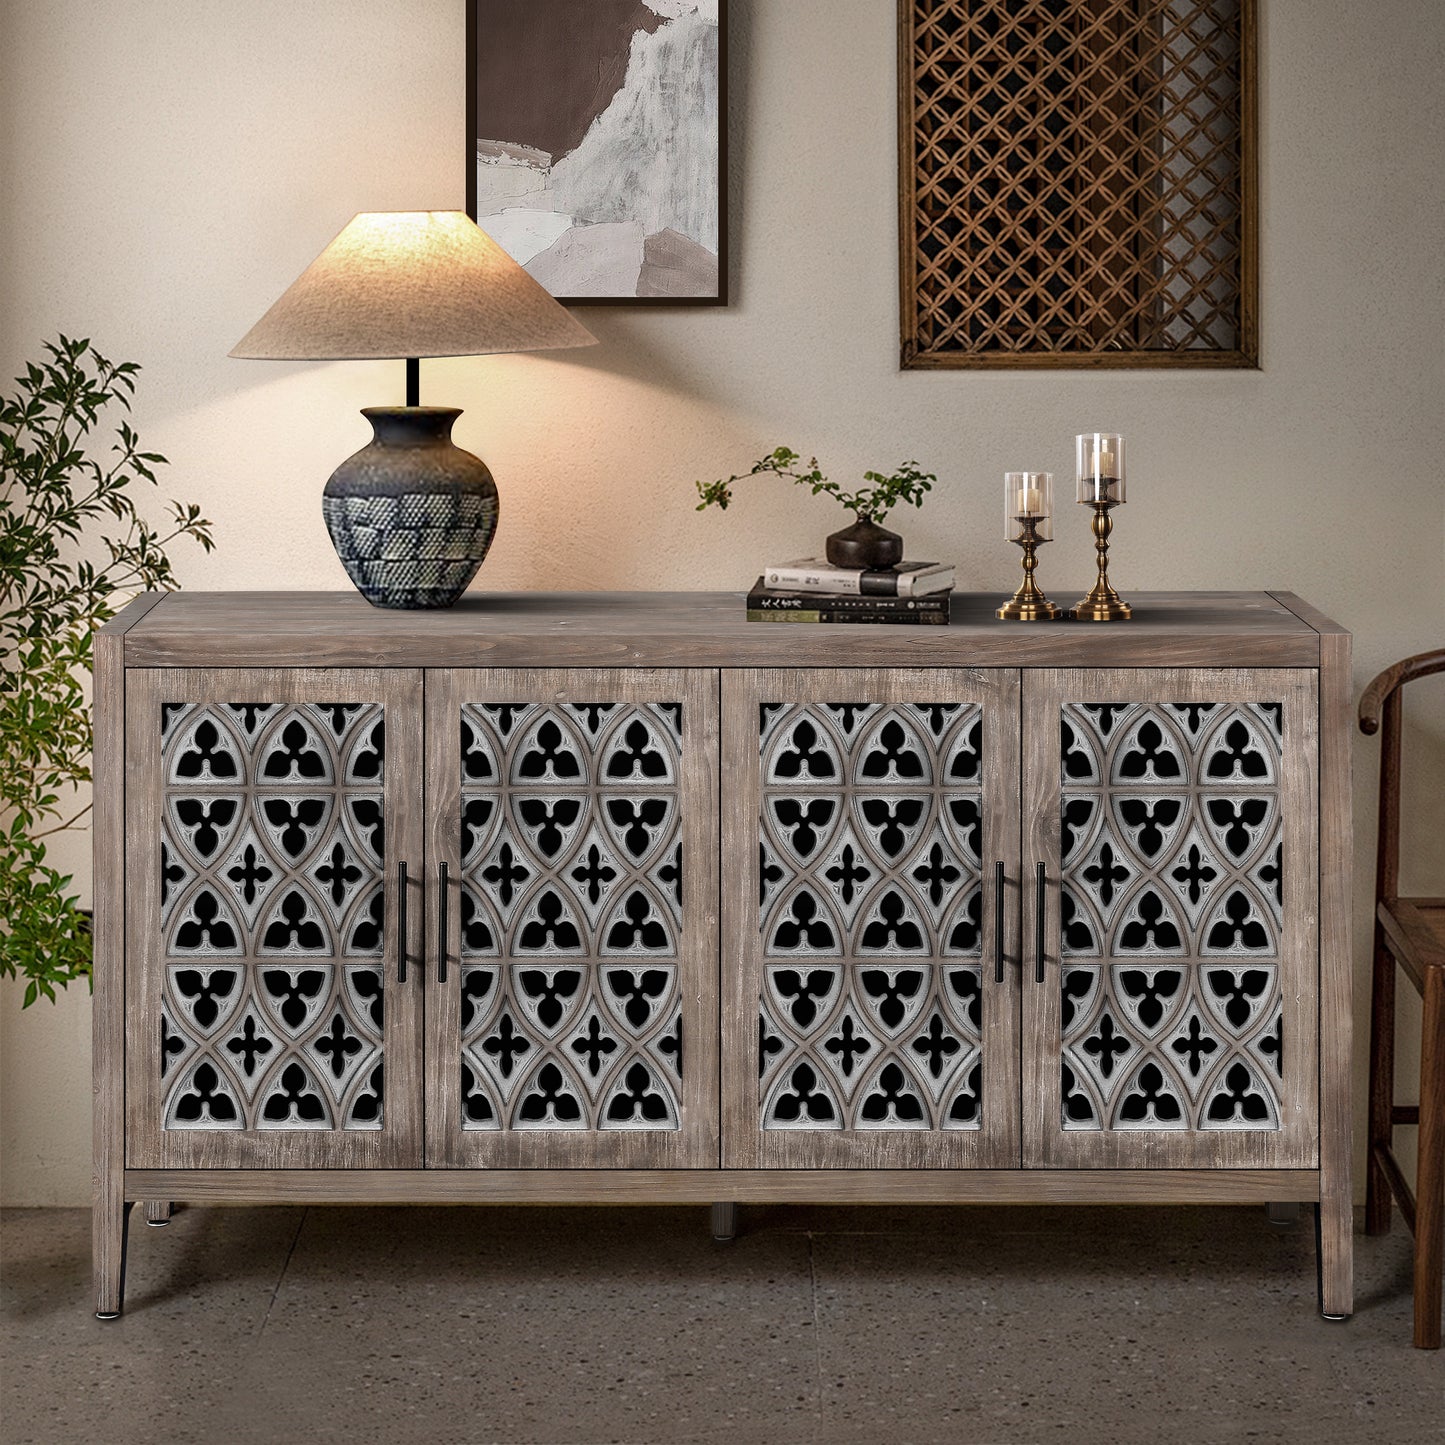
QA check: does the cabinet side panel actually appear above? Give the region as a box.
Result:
[1318,631,1353,1314]
[92,628,130,1306]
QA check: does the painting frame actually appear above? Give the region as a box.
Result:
[466,0,728,307]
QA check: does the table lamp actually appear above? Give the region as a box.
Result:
[230,210,597,609]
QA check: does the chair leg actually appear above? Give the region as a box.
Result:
[1414,968,1443,1349]
[144,1200,173,1227]
[1366,928,1396,1236]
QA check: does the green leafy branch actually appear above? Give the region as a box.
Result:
[1,335,214,1005]
[694,446,936,524]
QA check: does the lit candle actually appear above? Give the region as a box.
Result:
[1076,434,1126,505]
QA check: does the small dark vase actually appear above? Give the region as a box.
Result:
[825,517,903,570]
[321,408,499,610]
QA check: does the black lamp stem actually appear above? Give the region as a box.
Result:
[405,356,420,408]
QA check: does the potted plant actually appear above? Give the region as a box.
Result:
[1,336,213,1007]
[694,446,936,569]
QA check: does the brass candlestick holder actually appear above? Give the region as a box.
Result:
[1071,496,1132,621]
[998,515,1061,620]
[997,471,1061,621]
[1070,434,1132,622]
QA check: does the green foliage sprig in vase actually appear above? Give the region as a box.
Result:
[1,336,213,1006]
[694,446,936,569]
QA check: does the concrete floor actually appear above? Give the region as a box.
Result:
[0,1205,1438,1444]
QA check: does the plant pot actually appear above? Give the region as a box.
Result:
[825,518,903,570]
[321,407,499,610]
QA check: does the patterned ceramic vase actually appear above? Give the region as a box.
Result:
[322,407,499,609]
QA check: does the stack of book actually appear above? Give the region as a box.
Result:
[746,558,955,625]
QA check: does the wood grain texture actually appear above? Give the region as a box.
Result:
[425,668,720,1169]
[93,593,164,1314]
[721,668,1022,1170]
[123,668,426,1169]
[123,1166,1322,1206]
[1021,668,1320,1170]
[1414,963,1443,1346]
[1316,630,1354,1315]
[120,592,1320,670]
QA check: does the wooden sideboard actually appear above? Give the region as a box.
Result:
[93,590,1352,1320]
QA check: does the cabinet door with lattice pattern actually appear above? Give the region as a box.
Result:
[1022,669,1319,1169]
[425,669,719,1168]
[722,669,1022,1169]
[125,669,424,1168]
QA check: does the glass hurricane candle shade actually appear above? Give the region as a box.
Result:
[1004,470,1053,540]
[1076,433,1126,504]
[997,470,1060,621]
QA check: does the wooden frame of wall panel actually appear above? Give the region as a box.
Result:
[123,668,426,1169]
[424,668,721,1169]
[897,0,1259,370]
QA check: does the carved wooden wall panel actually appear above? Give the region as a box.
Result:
[899,0,1257,368]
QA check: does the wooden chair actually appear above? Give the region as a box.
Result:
[1360,647,1445,1348]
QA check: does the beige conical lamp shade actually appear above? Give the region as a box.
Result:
[229,210,597,359]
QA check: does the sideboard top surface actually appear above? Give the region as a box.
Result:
[113,590,1336,669]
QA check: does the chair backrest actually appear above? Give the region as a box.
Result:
[1360,648,1445,901]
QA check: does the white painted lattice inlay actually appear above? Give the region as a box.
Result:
[1059,702,1284,1132]
[457,704,684,1132]
[159,703,387,1132]
[757,704,985,1132]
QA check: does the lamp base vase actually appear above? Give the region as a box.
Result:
[322,407,499,610]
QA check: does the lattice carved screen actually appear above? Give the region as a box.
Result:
[899,0,1257,367]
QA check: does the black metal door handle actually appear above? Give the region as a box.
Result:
[1035,862,1047,984]
[396,861,408,984]
[994,862,1005,983]
[437,861,449,984]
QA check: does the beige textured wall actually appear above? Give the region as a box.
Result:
[2,0,1442,1205]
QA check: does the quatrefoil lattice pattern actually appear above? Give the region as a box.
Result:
[1059,702,1284,1133]
[757,703,985,1132]
[458,703,684,1131]
[159,703,387,1131]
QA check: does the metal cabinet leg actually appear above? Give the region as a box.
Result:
[144,1200,173,1228]
[1266,1202,1301,1226]
[95,1200,134,1320]
[710,1202,738,1242]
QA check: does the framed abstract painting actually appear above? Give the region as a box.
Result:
[466,0,726,305]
